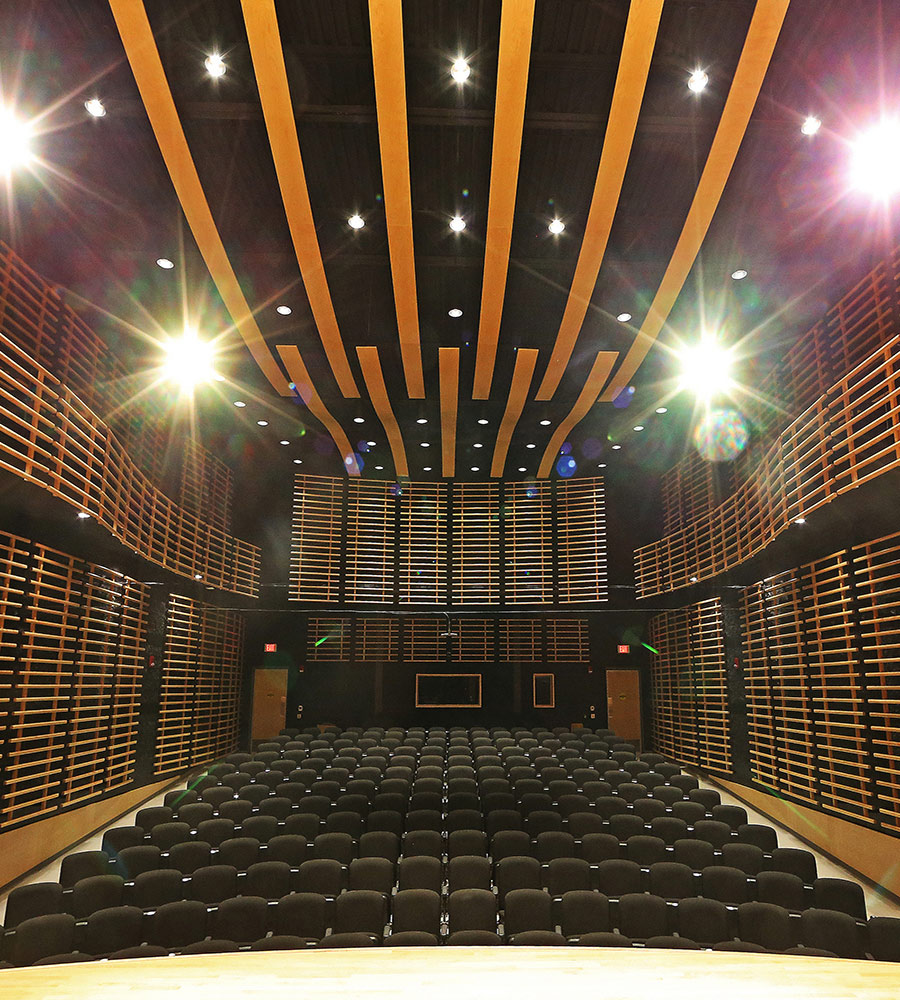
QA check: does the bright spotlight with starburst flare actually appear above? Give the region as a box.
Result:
[0,106,33,176]
[851,119,900,199]
[677,336,735,399]
[162,330,216,392]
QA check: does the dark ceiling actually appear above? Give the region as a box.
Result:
[2,0,899,550]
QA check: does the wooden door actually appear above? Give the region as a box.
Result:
[606,669,642,747]
[251,669,287,742]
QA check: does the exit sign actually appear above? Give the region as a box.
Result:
[264,643,277,653]
[617,644,630,654]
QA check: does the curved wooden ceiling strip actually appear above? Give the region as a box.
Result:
[357,346,410,477]
[535,0,664,402]
[472,0,537,401]
[367,0,425,400]
[537,351,618,479]
[491,348,539,477]
[241,0,360,399]
[600,0,792,402]
[276,345,360,475]
[107,0,291,397]
[439,348,459,478]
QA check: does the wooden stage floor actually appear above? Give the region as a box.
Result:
[1,947,897,1000]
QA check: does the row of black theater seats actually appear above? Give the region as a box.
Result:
[4,888,900,967]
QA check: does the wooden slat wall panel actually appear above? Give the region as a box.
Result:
[499,618,541,662]
[156,595,243,775]
[292,475,344,602]
[399,482,447,605]
[307,617,351,662]
[742,582,779,792]
[649,600,730,771]
[637,336,900,598]
[504,481,552,604]
[0,537,147,828]
[405,619,443,663]
[451,619,494,662]
[556,478,608,603]
[356,617,398,662]
[451,483,500,605]
[180,440,234,534]
[854,532,900,831]
[545,619,589,663]
[345,481,396,604]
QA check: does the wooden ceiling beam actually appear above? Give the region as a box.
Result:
[491,349,539,478]
[601,0,792,401]
[357,346,409,477]
[439,348,459,478]
[276,345,360,475]
[107,0,291,397]
[368,0,425,399]
[472,0,537,401]
[537,352,618,479]
[241,0,360,399]
[536,0,663,401]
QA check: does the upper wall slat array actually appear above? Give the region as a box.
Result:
[292,475,606,606]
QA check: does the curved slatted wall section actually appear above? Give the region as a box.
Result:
[291,475,607,606]
[0,245,259,596]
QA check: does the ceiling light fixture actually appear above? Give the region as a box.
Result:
[423,466,432,471]
[375,465,384,470]
[598,463,607,469]
[448,308,463,318]
[616,312,632,323]
[470,466,480,472]
[213,373,226,382]
[257,420,268,427]
[77,511,90,519]
[276,304,292,315]
[801,115,821,136]
[851,119,900,198]
[655,406,668,414]
[348,214,365,230]
[518,467,526,472]
[0,106,32,174]
[353,417,365,423]
[690,576,699,583]
[526,443,536,449]
[233,400,246,408]
[293,459,303,464]
[731,268,748,280]
[473,443,483,449]
[84,98,106,118]
[477,418,489,425]
[678,336,735,398]
[449,216,466,233]
[450,58,470,83]
[162,330,215,391]
[633,425,644,431]
[367,440,376,446]
[204,53,226,78]
[280,440,289,445]
[548,219,565,235]
[794,516,806,525]
[687,68,708,93]
[612,444,622,450]
[420,442,430,448]
[156,257,175,269]
[417,418,428,424]
[540,419,551,426]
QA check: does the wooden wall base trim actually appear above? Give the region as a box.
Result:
[714,776,900,900]
[0,776,180,891]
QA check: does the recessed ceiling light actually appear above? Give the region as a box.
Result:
[598,463,607,469]
[0,107,33,174]
[451,58,470,83]
[633,425,644,431]
[612,444,621,450]
[233,400,246,407]
[84,98,106,118]
[293,459,303,465]
[687,69,708,93]
[375,465,384,470]
[655,407,668,414]
[526,443,536,449]
[423,466,432,472]
[162,331,215,390]
[417,418,428,424]
[678,337,735,398]
[194,573,203,580]
[213,373,226,382]
[548,219,565,235]
[449,216,466,233]
[156,257,175,269]
[477,418,489,425]
[731,268,748,280]
[420,442,430,448]
[348,214,365,230]
[690,576,698,583]
[471,466,480,472]
[77,511,90,519]
[280,440,290,445]
[448,308,463,318]
[616,312,632,323]
[473,443,483,449]
[801,115,821,136]
[794,517,806,525]
[367,440,376,446]
[204,53,226,78]
[353,417,365,423]
[256,420,268,427]
[518,467,526,473]
[851,119,900,198]
[276,304,292,315]
[540,419,551,426]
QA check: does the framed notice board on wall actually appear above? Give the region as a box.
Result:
[415,673,483,708]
